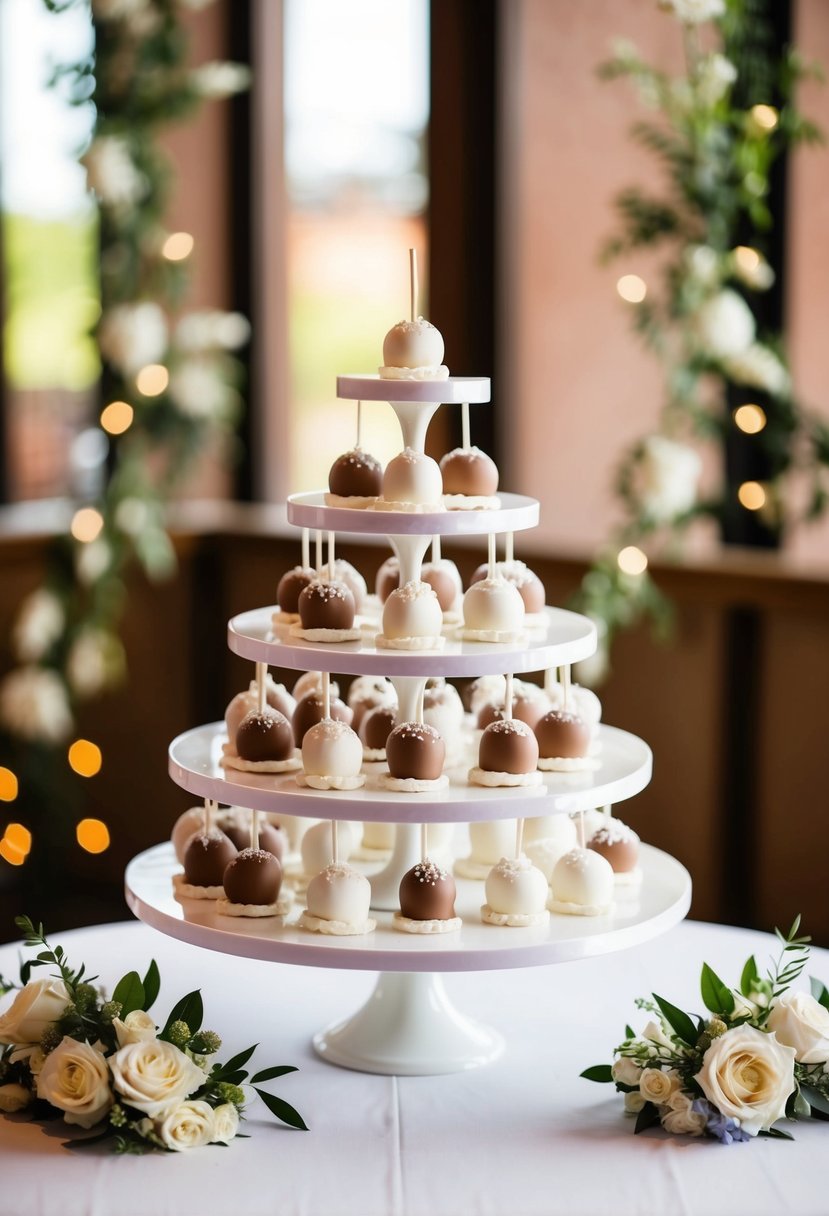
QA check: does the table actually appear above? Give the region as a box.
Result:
[0,919,825,1216]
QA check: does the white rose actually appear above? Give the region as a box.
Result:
[81,136,147,209]
[638,435,701,523]
[693,289,756,358]
[0,978,70,1045]
[695,1025,795,1135]
[685,244,720,288]
[168,357,236,420]
[210,1101,240,1144]
[12,591,65,663]
[36,1037,113,1129]
[0,667,73,744]
[190,61,251,99]
[697,53,737,106]
[767,991,829,1065]
[109,1039,205,1119]
[112,1009,157,1049]
[98,302,168,376]
[723,343,790,395]
[661,1089,707,1135]
[624,1090,646,1114]
[612,1057,642,1086]
[639,1067,679,1105]
[0,1082,33,1113]
[157,1099,215,1150]
[658,0,725,23]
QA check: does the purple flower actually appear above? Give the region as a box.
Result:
[692,1098,751,1144]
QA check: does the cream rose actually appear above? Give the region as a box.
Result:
[157,1099,215,1151]
[36,1037,113,1128]
[638,436,701,522]
[109,1039,205,1119]
[768,991,829,1065]
[0,978,70,1045]
[211,1101,240,1144]
[624,1091,646,1114]
[612,1057,642,1086]
[0,1082,33,1113]
[693,289,755,358]
[112,1009,157,1049]
[695,1025,795,1135]
[661,1090,706,1136]
[639,1067,679,1105]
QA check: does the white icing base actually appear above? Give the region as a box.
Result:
[373,499,445,514]
[289,624,362,643]
[299,911,377,936]
[480,904,550,928]
[375,633,446,651]
[547,895,614,917]
[537,755,600,772]
[460,627,526,644]
[378,364,449,381]
[453,857,492,881]
[393,913,462,935]
[324,493,380,510]
[613,866,643,890]
[467,766,543,789]
[173,874,224,900]
[216,894,293,919]
[220,746,301,774]
[442,493,501,511]
[379,774,450,794]
[361,747,387,762]
[296,773,366,791]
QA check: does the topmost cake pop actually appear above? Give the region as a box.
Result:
[378,249,449,381]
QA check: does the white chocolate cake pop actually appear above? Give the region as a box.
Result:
[422,679,465,761]
[454,818,518,880]
[298,718,366,790]
[380,448,443,510]
[548,847,615,916]
[462,576,525,642]
[481,856,550,927]
[329,559,367,613]
[523,816,579,882]
[377,580,445,650]
[379,318,448,381]
[300,863,376,935]
[471,560,545,614]
[300,819,356,876]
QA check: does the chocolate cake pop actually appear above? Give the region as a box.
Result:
[329,560,367,612]
[470,718,541,788]
[292,690,351,745]
[347,674,397,733]
[544,678,602,734]
[224,817,287,861]
[481,856,550,927]
[359,704,398,760]
[375,555,400,602]
[378,580,444,650]
[381,448,443,509]
[298,718,365,790]
[327,448,383,505]
[276,566,316,617]
[440,448,500,510]
[218,842,294,919]
[462,577,525,642]
[300,863,376,935]
[549,847,615,916]
[588,819,641,887]
[223,706,300,773]
[176,828,238,899]
[224,675,295,743]
[293,579,359,642]
[394,858,461,934]
[420,559,462,614]
[467,674,506,716]
[535,709,594,771]
[383,721,447,791]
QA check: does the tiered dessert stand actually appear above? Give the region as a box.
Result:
[125,370,691,1076]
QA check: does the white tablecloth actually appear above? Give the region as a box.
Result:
[1,919,825,1216]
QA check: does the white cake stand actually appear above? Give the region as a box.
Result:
[126,843,691,1076]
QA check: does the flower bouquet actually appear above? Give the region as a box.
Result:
[583,918,829,1142]
[0,917,306,1152]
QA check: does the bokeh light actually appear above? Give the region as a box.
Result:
[76,818,110,853]
[0,839,25,866]
[70,507,104,543]
[750,104,778,132]
[68,738,103,777]
[135,364,169,396]
[738,481,766,511]
[617,546,648,576]
[616,274,647,304]
[734,404,767,434]
[100,400,134,435]
[161,231,194,261]
[4,823,32,856]
[0,768,18,802]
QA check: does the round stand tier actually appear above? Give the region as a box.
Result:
[126,843,690,1073]
[336,375,490,403]
[286,490,539,537]
[228,605,597,677]
[168,722,652,822]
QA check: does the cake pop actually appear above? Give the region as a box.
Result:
[535,709,595,772]
[548,847,615,916]
[471,560,545,614]
[379,250,448,381]
[329,560,367,613]
[172,805,211,863]
[292,670,339,703]
[420,535,462,619]
[217,809,294,918]
[377,580,445,651]
[441,447,500,510]
[462,576,525,642]
[222,706,301,773]
[543,676,602,735]
[481,856,550,927]
[327,449,383,507]
[422,679,465,762]
[347,674,397,733]
[470,719,542,788]
[588,818,642,888]
[174,804,238,900]
[523,816,579,882]
[380,448,443,510]
[292,689,351,745]
[223,816,288,861]
[359,704,398,761]
[381,720,448,792]
[299,819,356,878]
[274,530,316,623]
[298,717,366,791]
[375,555,400,602]
[467,673,506,717]
[224,675,296,744]
[292,579,359,643]
[454,818,518,880]
[300,862,376,935]
[394,857,461,934]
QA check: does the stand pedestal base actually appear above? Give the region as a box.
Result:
[312,971,504,1075]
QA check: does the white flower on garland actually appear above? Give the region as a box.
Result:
[169,356,236,420]
[66,629,122,700]
[696,53,737,107]
[685,245,721,289]
[75,539,112,587]
[176,310,250,352]
[92,0,161,35]
[0,667,73,743]
[12,590,65,663]
[661,1088,707,1135]
[693,288,756,358]
[658,0,725,24]
[723,343,790,396]
[638,436,702,523]
[190,61,252,100]
[37,1037,113,1129]
[81,136,147,209]
[98,302,168,376]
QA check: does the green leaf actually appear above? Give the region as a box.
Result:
[580,1064,614,1083]
[653,994,698,1047]
[700,963,735,1016]
[758,1126,795,1140]
[218,1044,258,1075]
[112,972,145,1019]
[740,955,760,998]
[141,961,160,1012]
[625,1024,635,1040]
[634,1101,660,1135]
[810,977,829,1011]
[250,1065,299,1085]
[801,1085,829,1118]
[254,1088,308,1131]
[162,990,203,1037]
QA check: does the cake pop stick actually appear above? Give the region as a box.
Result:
[561,664,572,712]
[416,681,425,724]
[322,670,331,720]
[544,666,554,696]
[204,798,216,834]
[505,672,514,720]
[432,533,441,563]
[409,247,418,322]
[331,819,339,865]
[505,531,514,563]
[301,527,310,571]
[356,400,362,449]
[328,532,335,583]
[488,532,497,580]
[251,808,260,851]
[315,530,323,576]
[421,822,428,858]
[255,661,267,714]
[577,810,586,849]
[515,817,525,859]
[461,401,471,451]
